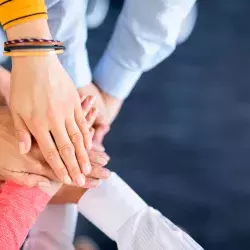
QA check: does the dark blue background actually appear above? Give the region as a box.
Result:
[78,1,250,249]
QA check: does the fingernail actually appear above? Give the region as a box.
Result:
[83,163,92,175]
[101,168,111,178]
[93,143,105,152]
[81,95,87,101]
[38,182,51,187]
[76,174,85,186]
[96,156,108,165]
[99,145,105,152]
[86,179,100,188]
[19,142,26,154]
[91,107,98,116]
[89,96,96,105]
[64,175,72,185]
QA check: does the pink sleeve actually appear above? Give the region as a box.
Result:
[0,181,51,250]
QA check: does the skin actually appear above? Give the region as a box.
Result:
[6,19,92,186]
[0,74,110,189]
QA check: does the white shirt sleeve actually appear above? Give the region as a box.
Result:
[93,0,197,99]
[23,204,77,250]
[78,172,203,250]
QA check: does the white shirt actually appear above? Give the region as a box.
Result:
[93,0,197,99]
[25,173,203,250]
[45,0,196,100]
[78,173,203,250]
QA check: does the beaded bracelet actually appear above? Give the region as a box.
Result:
[4,38,61,46]
[4,49,64,57]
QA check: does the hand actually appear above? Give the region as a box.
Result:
[0,106,56,187]
[10,55,92,186]
[78,83,123,143]
[6,19,92,186]
[0,106,110,188]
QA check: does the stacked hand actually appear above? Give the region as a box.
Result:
[77,83,123,144]
[48,83,124,203]
[0,96,110,189]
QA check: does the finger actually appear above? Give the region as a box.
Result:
[92,142,105,152]
[51,123,86,187]
[86,107,98,128]
[90,127,95,140]
[34,129,72,185]
[81,96,96,116]
[66,117,92,176]
[77,88,87,103]
[75,108,92,150]
[84,177,101,188]
[89,150,110,167]
[89,167,110,180]
[7,172,51,187]
[93,124,110,144]
[12,113,32,154]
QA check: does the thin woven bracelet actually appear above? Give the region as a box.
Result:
[3,49,64,57]
[4,45,66,52]
[4,38,61,46]
[5,41,64,50]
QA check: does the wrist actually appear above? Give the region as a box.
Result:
[100,90,123,124]
[39,182,62,197]
[6,19,51,40]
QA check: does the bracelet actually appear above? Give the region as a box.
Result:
[3,49,64,57]
[5,41,64,50]
[4,38,65,53]
[4,38,61,46]
[4,45,66,52]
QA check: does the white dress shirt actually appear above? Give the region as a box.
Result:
[25,173,203,250]
[79,173,203,250]
[44,0,196,100]
[93,0,197,99]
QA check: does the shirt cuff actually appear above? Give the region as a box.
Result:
[77,172,147,241]
[93,53,142,100]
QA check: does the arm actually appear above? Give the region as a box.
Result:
[0,182,51,250]
[94,0,196,100]
[78,173,203,250]
[2,1,93,186]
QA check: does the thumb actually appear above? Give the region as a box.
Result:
[9,172,51,188]
[93,123,110,144]
[12,113,32,154]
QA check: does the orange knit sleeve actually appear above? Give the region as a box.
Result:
[0,0,48,30]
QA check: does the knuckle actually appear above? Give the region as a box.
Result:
[58,167,68,177]
[70,132,83,145]
[70,167,80,176]
[15,129,27,137]
[46,148,58,162]
[59,143,75,156]
[78,116,87,126]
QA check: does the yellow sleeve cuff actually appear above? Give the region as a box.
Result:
[0,0,48,30]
